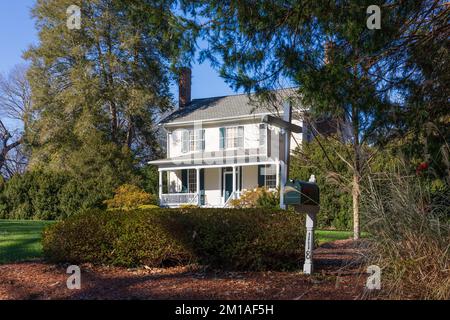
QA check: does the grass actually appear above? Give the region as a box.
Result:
[316,229,369,245]
[0,220,54,264]
[0,219,363,264]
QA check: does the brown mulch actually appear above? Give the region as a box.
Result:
[0,239,370,300]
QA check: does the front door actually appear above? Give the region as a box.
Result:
[223,167,241,203]
[224,173,233,202]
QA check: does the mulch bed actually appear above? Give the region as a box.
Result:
[0,239,370,300]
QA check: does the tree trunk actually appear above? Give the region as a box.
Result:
[352,173,361,240]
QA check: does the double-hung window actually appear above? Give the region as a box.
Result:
[259,164,277,189]
[188,169,197,193]
[220,126,244,149]
[181,129,205,153]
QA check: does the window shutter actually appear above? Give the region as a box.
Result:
[239,166,242,191]
[181,169,188,192]
[219,127,225,149]
[257,165,265,187]
[181,130,189,153]
[202,129,205,150]
[238,126,244,148]
[200,169,205,205]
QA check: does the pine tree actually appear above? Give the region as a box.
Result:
[194,0,447,239]
[24,0,198,174]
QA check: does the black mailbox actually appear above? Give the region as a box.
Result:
[283,179,319,206]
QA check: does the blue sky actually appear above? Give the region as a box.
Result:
[0,1,238,115]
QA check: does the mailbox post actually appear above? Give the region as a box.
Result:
[283,178,320,275]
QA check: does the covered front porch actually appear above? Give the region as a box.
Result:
[156,162,280,208]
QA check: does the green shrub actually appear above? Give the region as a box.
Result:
[0,167,133,220]
[42,208,305,270]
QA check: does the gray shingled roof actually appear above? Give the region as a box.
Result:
[162,88,298,125]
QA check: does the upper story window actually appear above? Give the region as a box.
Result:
[220,126,244,149]
[259,123,267,148]
[181,129,205,153]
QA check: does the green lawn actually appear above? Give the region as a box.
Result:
[0,220,54,264]
[315,229,369,244]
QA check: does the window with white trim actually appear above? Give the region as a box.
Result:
[181,129,205,153]
[223,126,244,149]
[262,164,277,189]
[188,169,197,193]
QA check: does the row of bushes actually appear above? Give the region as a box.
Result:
[0,168,159,220]
[42,208,306,271]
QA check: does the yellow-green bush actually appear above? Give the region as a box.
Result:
[103,184,158,210]
[42,208,305,270]
[230,187,279,209]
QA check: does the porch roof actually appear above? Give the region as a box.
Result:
[149,148,277,169]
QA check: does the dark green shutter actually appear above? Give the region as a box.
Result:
[219,127,225,149]
[181,169,188,192]
[200,169,205,205]
[257,165,265,187]
[239,167,242,191]
[201,129,205,151]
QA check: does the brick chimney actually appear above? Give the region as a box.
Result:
[324,41,334,65]
[179,67,191,109]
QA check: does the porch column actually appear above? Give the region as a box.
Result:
[196,168,201,206]
[158,170,163,205]
[276,161,280,189]
[232,166,236,199]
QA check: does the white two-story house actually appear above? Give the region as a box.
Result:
[149,68,310,207]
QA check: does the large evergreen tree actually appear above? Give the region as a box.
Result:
[193,0,448,239]
[24,0,198,173]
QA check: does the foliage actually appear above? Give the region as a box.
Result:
[291,137,352,230]
[193,0,448,240]
[104,184,158,210]
[0,170,67,220]
[363,171,449,299]
[230,187,279,210]
[0,168,135,220]
[138,165,161,195]
[42,208,305,270]
[290,137,402,229]
[23,0,199,184]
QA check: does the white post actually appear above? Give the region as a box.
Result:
[275,161,280,189]
[303,210,316,274]
[196,168,201,206]
[158,170,163,205]
[232,166,236,199]
[280,161,286,209]
[280,101,292,210]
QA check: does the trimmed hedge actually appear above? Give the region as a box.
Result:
[42,208,305,271]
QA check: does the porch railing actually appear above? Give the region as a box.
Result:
[160,193,198,206]
[223,191,241,208]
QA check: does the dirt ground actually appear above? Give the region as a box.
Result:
[0,240,370,300]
